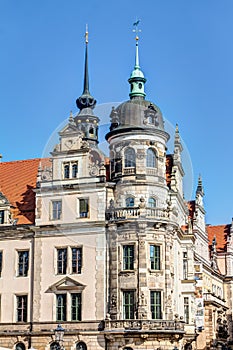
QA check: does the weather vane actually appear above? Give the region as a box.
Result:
[85,24,88,44]
[133,19,141,41]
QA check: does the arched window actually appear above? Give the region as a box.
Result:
[16,343,26,350]
[76,342,87,350]
[148,197,156,208]
[146,148,156,168]
[50,342,59,350]
[72,163,78,178]
[126,197,135,207]
[89,127,94,137]
[124,148,136,168]
[64,164,70,179]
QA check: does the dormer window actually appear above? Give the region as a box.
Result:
[63,162,78,179]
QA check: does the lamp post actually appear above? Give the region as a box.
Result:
[54,324,65,350]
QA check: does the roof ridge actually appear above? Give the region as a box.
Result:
[0,157,49,165]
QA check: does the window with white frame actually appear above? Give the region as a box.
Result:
[51,200,62,220]
[148,197,156,208]
[79,198,89,218]
[146,148,156,168]
[57,248,67,274]
[124,148,136,168]
[184,297,189,323]
[150,245,161,270]
[16,295,28,322]
[72,247,82,274]
[55,293,82,322]
[63,161,78,179]
[18,251,29,277]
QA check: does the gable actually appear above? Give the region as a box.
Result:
[46,276,86,293]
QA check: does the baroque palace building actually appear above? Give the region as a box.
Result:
[0,30,233,350]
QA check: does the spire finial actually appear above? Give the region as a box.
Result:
[76,25,96,111]
[128,19,146,99]
[196,174,204,196]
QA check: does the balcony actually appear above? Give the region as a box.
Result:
[203,292,226,308]
[106,207,169,222]
[104,319,185,334]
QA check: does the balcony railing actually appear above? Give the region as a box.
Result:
[106,207,169,221]
[203,292,226,307]
[104,319,184,332]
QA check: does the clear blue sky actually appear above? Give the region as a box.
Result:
[0,0,233,225]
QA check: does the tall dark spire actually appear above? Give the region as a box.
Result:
[76,25,96,111]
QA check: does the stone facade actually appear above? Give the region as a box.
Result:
[0,34,232,350]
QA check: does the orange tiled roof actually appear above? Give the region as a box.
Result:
[0,158,50,225]
[207,224,231,252]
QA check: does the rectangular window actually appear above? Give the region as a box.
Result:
[150,245,161,270]
[71,293,82,321]
[0,251,2,277]
[183,252,188,279]
[123,245,134,270]
[72,247,82,274]
[16,295,27,322]
[0,210,4,224]
[123,291,135,319]
[184,297,189,323]
[57,248,67,274]
[56,294,67,321]
[52,201,62,220]
[72,163,78,178]
[79,198,89,218]
[18,251,29,277]
[151,291,162,319]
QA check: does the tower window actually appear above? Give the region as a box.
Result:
[76,342,87,350]
[150,245,160,270]
[123,291,135,319]
[123,245,134,270]
[146,148,156,168]
[148,197,156,208]
[138,82,142,89]
[124,148,136,168]
[89,127,95,137]
[150,291,162,319]
[125,197,135,207]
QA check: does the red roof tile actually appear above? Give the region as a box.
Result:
[207,224,231,252]
[0,158,50,225]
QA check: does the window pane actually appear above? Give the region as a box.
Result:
[64,164,70,179]
[57,248,67,274]
[148,197,156,208]
[52,201,62,220]
[184,297,189,323]
[123,291,134,319]
[146,148,156,168]
[72,164,78,178]
[125,197,134,207]
[151,291,162,319]
[124,148,136,168]
[0,251,2,277]
[56,294,67,321]
[79,199,89,218]
[150,245,160,270]
[183,252,188,279]
[71,293,82,321]
[0,210,4,224]
[72,247,82,274]
[123,245,134,270]
[18,251,29,277]
[16,295,27,322]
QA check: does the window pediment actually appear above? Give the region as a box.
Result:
[46,276,86,293]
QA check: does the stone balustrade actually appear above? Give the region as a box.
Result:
[106,207,169,221]
[104,319,184,332]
